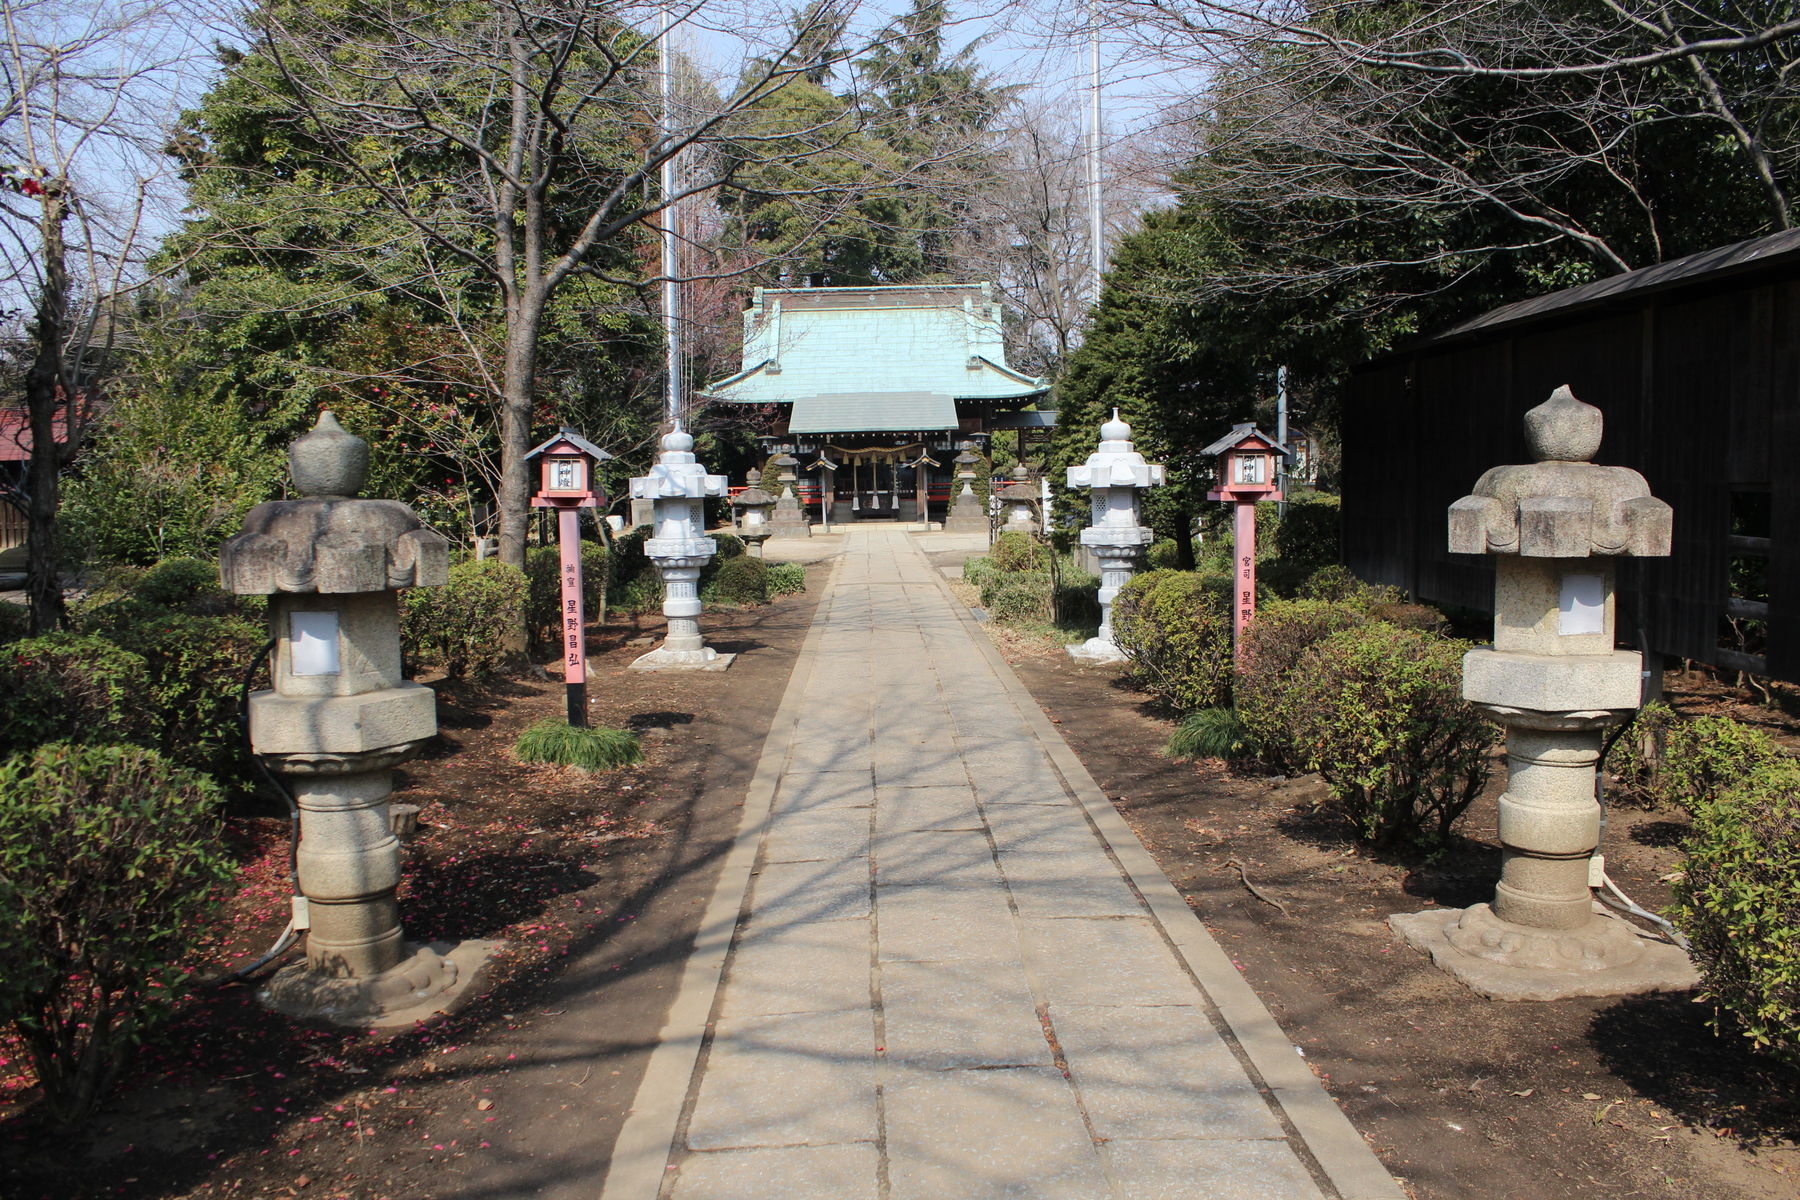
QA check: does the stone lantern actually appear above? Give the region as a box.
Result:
[945,441,988,532]
[220,412,491,1026]
[1391,387,1696,1000]
[628,425,735,671]
[767,452,811,539]
[733,469,777,557]
[1066,411,1165,662]
[995,467,1040,535]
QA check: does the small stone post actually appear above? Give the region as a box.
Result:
[945,442,988,532]
[221,412,492,1026]
[1066,411,1165,662]
[629,426,735,671]
[1390,387,1696,1000]
[767,452,812,539]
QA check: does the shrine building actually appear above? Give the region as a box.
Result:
[699,283,1051,523]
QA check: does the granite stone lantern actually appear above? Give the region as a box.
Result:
[767,452,812,539]
[220,412,492,1026]
[945,441,988,532]
[733,469,777,557]
[1390,387,1697,1000]
[1066,411,1165,662]
[995,467,1040,535]
[628,426,735,671]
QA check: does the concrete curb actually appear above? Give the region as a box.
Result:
[925,558,1407,1200]
[595,555,841,1200]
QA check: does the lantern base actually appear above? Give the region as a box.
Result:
[628,645,736,672]
[259,938,499,1028]
[1067,636,1127,663]
[1388,904,1696,1001]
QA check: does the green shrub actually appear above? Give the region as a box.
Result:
[0,742,231,1127]
[962,555,1000,591]
[1054,564,1101,628]
[402,557,528,679]
[1166,707,1255,761]
[1235,598,1369,772]
[0,600,29,644]
[710,555,770,605]
[514,719,642,770]
[1146,539,1181,570]
[981,570,1053,624]
[1110,570,1234,711]
[1660,715,1787,816]
[990,530,1045,572]
[1299,564,1403,609]
[766,561,807,597]
[1285,623,1494,850]
[712,531,747,560]
[133,557,229,611]
[613,572,665,614]
[1672,758,1800,1069]
[525,542,609,654]
[101,612,265,787]
[1601,700,1679,807]
[0,635,151,756]
[1271,494,1340,574]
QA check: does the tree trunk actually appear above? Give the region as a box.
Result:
[495,292,543,570]
[25,185,70,635]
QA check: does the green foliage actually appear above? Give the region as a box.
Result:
[1055,566,1102,629]
[402,558,528,679]
[1166,707,1255,762]
[524,542,609,655]
[1283,624,1494,850]
[962,555,1000,591]
[1299,564,1404,609]
[513,720,642,771]
[1601,700,1679,807]
[1672,758,1800,1069]
[613,572,665,615]
[712,532,747,560]
[0,635,151,756]
[0,742,231,1127]
[1614,711,1789,815]
[1110,570,1235,711]
[0,601,29,645]
[710,555,771,606]
[980,570,1053,625]
[765,561,807,597]
[132,557,230,611]
[1146,539,1181,570]
[1270,494,1340,577]
[1235,598,1371,773]
[989,530,1046,572]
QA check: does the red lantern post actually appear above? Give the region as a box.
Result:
[1203,424,1290,663]
[528,428,612,725]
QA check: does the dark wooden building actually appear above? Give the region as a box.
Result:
[1344,228,1800,681]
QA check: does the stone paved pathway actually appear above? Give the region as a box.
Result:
[600,528,1404,1200]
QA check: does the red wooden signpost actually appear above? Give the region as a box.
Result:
[528,428,612,726]
[1203,424,1289,664]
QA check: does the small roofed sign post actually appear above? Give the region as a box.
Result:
[528,428,612,726]
[1204,423,1291,662]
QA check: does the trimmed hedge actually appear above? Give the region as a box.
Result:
[1235,598,1369,772]
[1284,623,1494,850]
[0,634,152,756]
[990,530,1045,572]
[0,742,231,1127]
[1672,757,1800,1069]
[710,555,770,605]
[402,557,528,679]
[1110,570,1234,711]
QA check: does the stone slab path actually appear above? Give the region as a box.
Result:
[600,528,1403,1200]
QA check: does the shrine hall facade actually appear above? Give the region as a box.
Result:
[700,283,1051,523]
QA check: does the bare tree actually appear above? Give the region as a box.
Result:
[230,0,996,568]
[0,0,201,631]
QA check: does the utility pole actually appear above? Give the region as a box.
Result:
[659,5,682,427]
[1086,6,1104,306]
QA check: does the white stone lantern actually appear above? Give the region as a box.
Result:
[628,425,734,671]
[1066,411,1164,662]
[1391,387,1694,1000]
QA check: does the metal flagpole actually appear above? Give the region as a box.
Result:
[660,6,681,427]
[1086,5,1104,305]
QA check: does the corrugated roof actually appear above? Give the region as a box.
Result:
[787,391,959,434]
[703,283,1047,406]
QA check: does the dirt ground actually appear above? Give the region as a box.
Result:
[7,544,1800,1200]
[992,627,1800,1200]
[0,566,823,1200]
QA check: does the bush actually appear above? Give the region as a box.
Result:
[990,530,1045,572]
[712,531,746,560]
[962,555,1000,592]
[525,543,609,654]
[766,561,807,597]
[710,554,770,605]
[1271,494,1340,574]
[514,719,642,770]
[133,557,231,612]
[1054,565,1101,628]
[1284,623,1494,850]
[1146,539,1181,570]
[99,612,266,787]
[1601,700,1679,807]
[1660,715,1787,815]
[1299,564,1404,609]
[1235,598,1370,772]
[1672,758,1800,1069]
[1110,570,1234,711]
[1166,708,1255,761]
[0,742,231,1127]
[981,570,1053,624]
[0,634,151,756]
[402,557,528,679]
[0,600,28,644]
